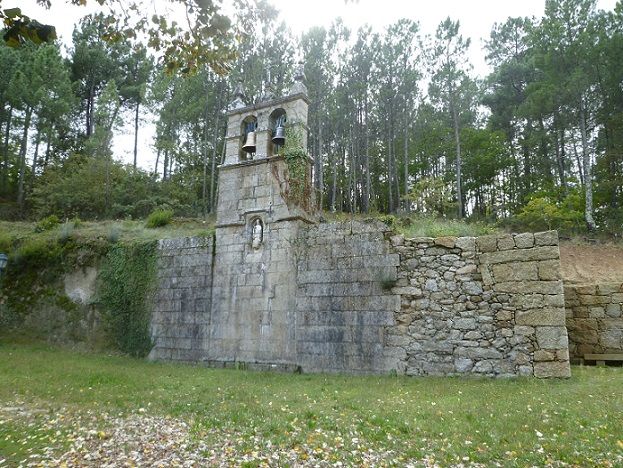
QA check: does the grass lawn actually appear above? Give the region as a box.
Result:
[0,340,622,466]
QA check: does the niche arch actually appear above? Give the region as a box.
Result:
[240,115,258,161]
[268,108,287,156]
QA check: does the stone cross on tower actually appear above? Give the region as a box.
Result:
[209,65,316,365]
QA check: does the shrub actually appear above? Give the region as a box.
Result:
[145,209,174,228]
[514,196,584,233]
[34,214,60,233]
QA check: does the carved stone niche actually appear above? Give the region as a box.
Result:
[250,217,264,250]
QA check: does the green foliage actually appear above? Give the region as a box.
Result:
[399,215,498,238]
[145,209,173,228]
[34,214,60,233]
[513,195,584,233]
[404,177,456,217]
[97,242,157,357]
[280,126,311,210]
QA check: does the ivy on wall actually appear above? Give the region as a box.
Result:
[97,241,158,358]
[274,126,314,212]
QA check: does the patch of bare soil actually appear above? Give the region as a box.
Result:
[560,241,623,284]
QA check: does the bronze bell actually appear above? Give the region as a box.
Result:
[242,130,256,153]
[272,125,285,146]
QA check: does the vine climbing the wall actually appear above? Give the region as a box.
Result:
[273,126,314,212]
[97,241,158,357]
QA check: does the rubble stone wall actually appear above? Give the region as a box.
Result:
[388,231,570,378]
[564,283,623,359]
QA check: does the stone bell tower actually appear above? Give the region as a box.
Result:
[208,64,315,367]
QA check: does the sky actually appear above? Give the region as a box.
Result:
[14,0,621,170]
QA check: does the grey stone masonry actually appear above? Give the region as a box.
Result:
[295,221,402,374]
[564,283,623,359]
[149,227,570,378]
[388,230,570,378]
[149,236,213,362]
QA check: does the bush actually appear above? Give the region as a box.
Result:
[34,215,60,233]
[145,209,173,228]
[513,196,584,233]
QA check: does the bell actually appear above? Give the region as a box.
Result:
[272,125,285,146]
[242,130,256,153]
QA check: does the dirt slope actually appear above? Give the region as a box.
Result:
[560,242,623,284]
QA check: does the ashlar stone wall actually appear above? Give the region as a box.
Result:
[388,231,570,378]
[150,237,213,362]
[564,283,623,359]
[295,221,401,374]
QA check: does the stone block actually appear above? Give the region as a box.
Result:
[476,235,498,253]
[534,361,571,378]
[435,236,457,249]
[480,247,559,265]
[495,281,563,295]
[589,307,605,318]
[492,262,538,282]
[574,285,596,295]
[516,308,566,326]
[538,260,561,281]
[597,283,623,295]
[536,326,568,349]
[455,237,476,252]
[600,329,622,349]
[534,350,555,361]
[454,318,477,330]
[514,233,535,249]
[454,357,474,372]
[497,234,515,250]
[605,303,622,318]
[462,281,484,295]
[579,295,611,306]
[456,264,477,275]
[534,231,559,246]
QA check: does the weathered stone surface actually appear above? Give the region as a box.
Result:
[538,260,562,281]
[536,326,569,349]
[497,234,515,251]
[435,236,457,249]
[534,361,571,378]
[534,231,559,246]
[492,262,538,282]
[515,308,566,326]
[455,237,476,252]
[476,235,498,253]
[514,233,535,249]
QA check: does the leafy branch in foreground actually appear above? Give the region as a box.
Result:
[1,0,252,74]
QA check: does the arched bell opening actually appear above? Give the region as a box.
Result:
[268,109,287,156]
[240,115,258,161]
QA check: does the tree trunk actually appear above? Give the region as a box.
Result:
[133,100,140,170]
[44,124,52,168]
[363,97,371,213]
[2,105,12,194]
[578,102,596,231]
[450,95,463,219]
[30,127,41,184]
[17,107,32,213]
[330,146,338,212]
[555,127,567,195]
[403,116,409,212]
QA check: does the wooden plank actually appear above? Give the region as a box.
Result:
[584,353,623,361]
